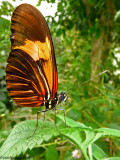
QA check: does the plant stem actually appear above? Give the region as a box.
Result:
[34,140,68,148]
[88,144,93,160]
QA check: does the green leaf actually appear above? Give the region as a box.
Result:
[92,128,120,143]
[57,115,94,160]
[1,115,120,159]
[0,89,7,101]
[0,68,5,79]
[0,115,90,159]
[58,115,94,147]
[0,120,59,157]
[108,123,120,130]
[46,146,58,160]
[0,101,7,114]
[92,143,107,159]
[114,11,120,21]
[67,109,81,121]
[113,109,120,119]
[97,128,120,137]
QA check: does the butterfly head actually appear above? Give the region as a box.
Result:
[57,92,67,104]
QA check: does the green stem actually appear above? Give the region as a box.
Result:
[80,148,89,160]
[88,144,93,160]
[35,140,68,148]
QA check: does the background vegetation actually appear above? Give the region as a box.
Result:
[0,0,120,159]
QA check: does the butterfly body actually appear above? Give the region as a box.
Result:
[6,3,66,110]
[44,96,57,110]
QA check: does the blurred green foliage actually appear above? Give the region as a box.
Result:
[0,0,120,159]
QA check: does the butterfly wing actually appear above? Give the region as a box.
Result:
[6,3,58,107]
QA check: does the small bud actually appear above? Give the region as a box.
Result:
[72,149,82,159]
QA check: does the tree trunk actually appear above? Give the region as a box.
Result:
[91,31,105,82]
[90,0,116,82]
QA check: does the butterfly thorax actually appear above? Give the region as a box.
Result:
[45,97,57,110]
[45,92,67,110]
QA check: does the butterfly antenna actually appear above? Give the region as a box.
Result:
[65,70,108,94]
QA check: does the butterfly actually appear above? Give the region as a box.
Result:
[6,3,108,137]
[5,3,67,135]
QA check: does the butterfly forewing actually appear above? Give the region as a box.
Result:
[6,4,58,107]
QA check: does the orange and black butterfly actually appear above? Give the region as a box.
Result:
[6,3,67,134]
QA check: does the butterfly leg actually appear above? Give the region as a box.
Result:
[41,110,46,128]
[28,109,47,139]
[54,107,67,134]
[54,108,61,134]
